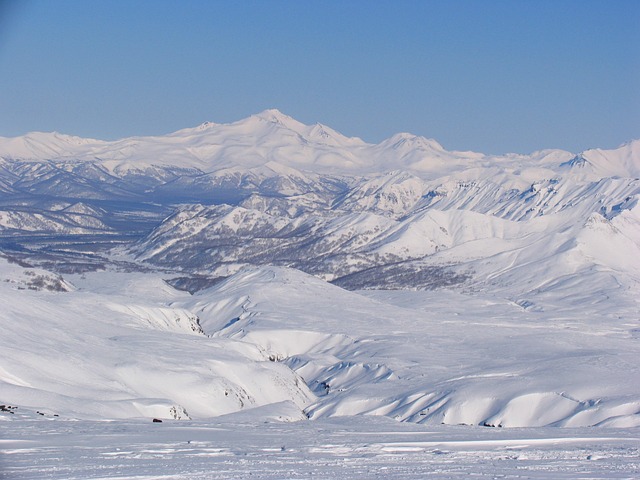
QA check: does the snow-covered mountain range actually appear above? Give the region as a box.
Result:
[0,110,638,429]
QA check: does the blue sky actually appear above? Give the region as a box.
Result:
[0,0,638,154]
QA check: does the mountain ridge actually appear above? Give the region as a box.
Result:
[2,110,636,179]
[0,111,639,428]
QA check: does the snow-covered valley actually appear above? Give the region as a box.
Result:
[1,110,639,477]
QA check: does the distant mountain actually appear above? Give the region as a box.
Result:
[0,111,639,427]
[0,108,570,175]
[0,110,638,295]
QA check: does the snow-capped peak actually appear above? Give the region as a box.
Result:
[252,108,304,129]
[579,139,640,178]
[381,132,445,152]
[1,111,638,181]
[304,122,365,147]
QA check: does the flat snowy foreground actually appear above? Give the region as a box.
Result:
[2,416,639,479]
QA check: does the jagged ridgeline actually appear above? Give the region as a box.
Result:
[0,109,638,293]
[0,111,639,428]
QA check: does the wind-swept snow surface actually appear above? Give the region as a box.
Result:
[2,417,639,479]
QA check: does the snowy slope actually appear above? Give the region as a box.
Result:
[179,265,640,428]
[0,258,313,420]
[0,111,639,432]
[1,259,637,428]
[130,175,640,295]
[578,140,640,178]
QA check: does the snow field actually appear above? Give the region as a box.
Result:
[1,416,638,479]
[2,260,638,428]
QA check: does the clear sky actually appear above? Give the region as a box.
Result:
[0,0,638,154]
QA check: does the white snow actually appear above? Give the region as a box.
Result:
[0,111,639,478]
[1,416,638,479]
[0,109,587,179]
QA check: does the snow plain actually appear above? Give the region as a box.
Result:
[3,415,639,479]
